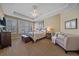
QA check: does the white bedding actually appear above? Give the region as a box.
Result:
[28,31,46,42]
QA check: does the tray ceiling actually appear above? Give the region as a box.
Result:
[1,3,69,21]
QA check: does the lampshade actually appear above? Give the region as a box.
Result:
[47,27,54,33]
[0,16,4,20]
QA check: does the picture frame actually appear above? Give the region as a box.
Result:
[65,18,77,29]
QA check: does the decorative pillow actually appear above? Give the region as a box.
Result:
[58,34,65,39]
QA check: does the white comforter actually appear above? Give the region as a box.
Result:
[28,31,46,42]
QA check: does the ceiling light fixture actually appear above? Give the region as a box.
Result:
[31,5,39,18]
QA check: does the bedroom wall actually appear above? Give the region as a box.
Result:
[44,14,60,32]
[60,4,79,35]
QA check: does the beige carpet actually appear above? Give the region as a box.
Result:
[0,37,79,56]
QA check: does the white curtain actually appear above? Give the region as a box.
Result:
[34,21,44,31]
[5,16,33,35]
[18,20,32,34]
[6,17,17,34]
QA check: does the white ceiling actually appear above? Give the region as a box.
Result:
[1,3,69,21]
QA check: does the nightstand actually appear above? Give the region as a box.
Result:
[46,33,51,39]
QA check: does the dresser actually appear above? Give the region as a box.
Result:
[0,32,11,49]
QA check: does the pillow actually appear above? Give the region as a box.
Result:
[58,34,65,39]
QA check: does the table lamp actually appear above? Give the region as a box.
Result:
[47,27,54,33]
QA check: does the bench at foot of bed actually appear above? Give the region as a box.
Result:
[21,35,33,43]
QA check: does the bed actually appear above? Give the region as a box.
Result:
[28,30,46,42]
